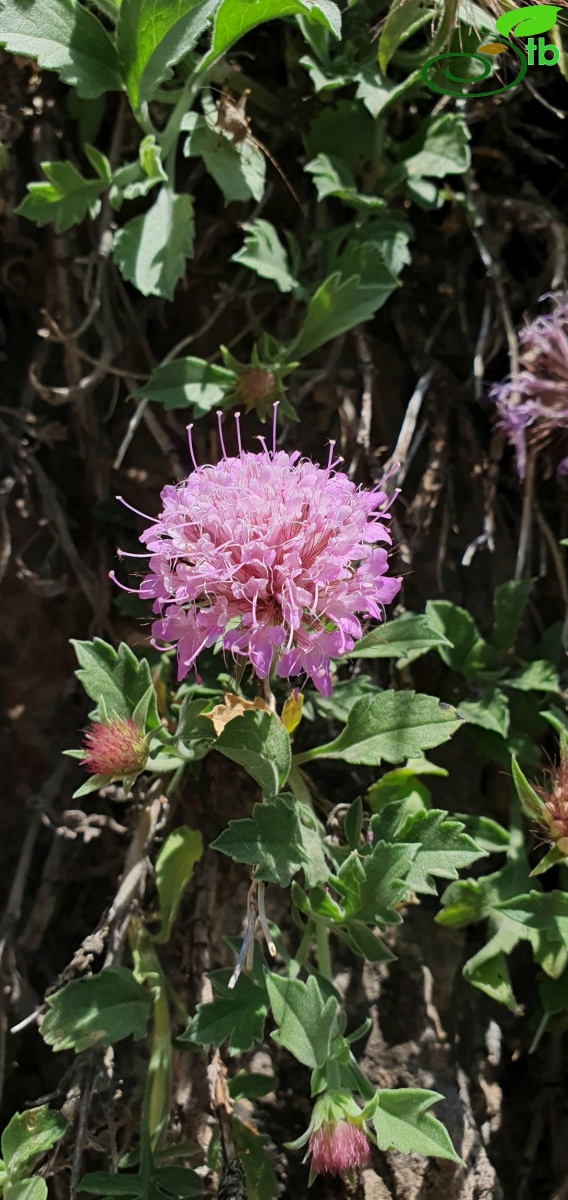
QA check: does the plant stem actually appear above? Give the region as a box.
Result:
[295,919,315,967]
[316,921,332,981]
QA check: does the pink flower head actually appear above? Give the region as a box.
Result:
[490,293,568,478]
[81,716,148,779]
[124,407,400,697]
[309,1119,370,1177]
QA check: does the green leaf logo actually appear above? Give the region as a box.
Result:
[495,4,560,38]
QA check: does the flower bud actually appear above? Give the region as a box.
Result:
[234,368,277,416]
[81,716,149,780]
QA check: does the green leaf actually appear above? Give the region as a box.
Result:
[295,692,463,766]
[451,814,509,854]
[117,0,220,107]
[79,1159,201,1198]
[496,891,568,977]
[228,1071,276,1101]
[370,1088,462,1162]
[215,710,291,797]
[183,112,265,205]
[294,262,398,359]
[136,357,234,413]
[182,969,268,1053]
[232,1117,279,1200]
[396,113,470,180]
[112,187,194,300]
[1,1108,67,1181]
[0,0,122,98]
[305,99,374,174]
[153,826,203,943]
[4,1182,47,1200]
[71,638,160,728]
[505,660,560,694]
[40,968,152,1053]
[349,613,452,664]
[337,841,415,927]
[265,973,338,1068]
[437,853,542,1008]
[495,3,560,37]
[211,0,341,59]
[511,756,546,822]
[540,966,568,1016]
[378,0,434,72]
[367,769,431,819]
[424,600,479,672]
[231,220,299,295]
[16,160,106,233]
[310,675,379,723]
[211,794,325,888]
[492,578,534,652]
[458,688,510,738]
[305,153,384,211]
[396,809,486,896]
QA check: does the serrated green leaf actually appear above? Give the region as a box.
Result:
[181,969,268,1053]
[424,600,480,672]
[397,809,486,895]
[215,710,291,797]
[371,1089,462,1162]
[231,220,299,294]
[136,357,234,413]
[40,968,152,1053]
[112,187,194,300]
[16,160,106,232]
[211,794,326,888]
[295,692,463,766]
[337,841,415,927]
[117,0,219,107]
[348,613,452,663]
[71,638,160,728]
[496,890,568,947]
[265,973,338,1068]
[183,112,265,205]
[153,826,203,943]
[0,0,122,98]
[1,1108,67,1181]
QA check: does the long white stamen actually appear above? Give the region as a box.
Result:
[217,410,228,460]
[186,424,199,471]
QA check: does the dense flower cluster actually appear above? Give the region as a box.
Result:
[309,1118,370,1176]
[130,410,400,696]
[536,748,568,857]
[490,293,568,478]
[81,716,149,779]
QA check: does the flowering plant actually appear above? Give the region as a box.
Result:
[491,293,568,478]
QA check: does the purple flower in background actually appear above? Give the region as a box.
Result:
[121,407,401,698]
[490,293,568,478]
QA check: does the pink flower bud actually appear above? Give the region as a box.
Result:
[309,1118,370,1177]
[537,752,568,856]
[81,717,148,779]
